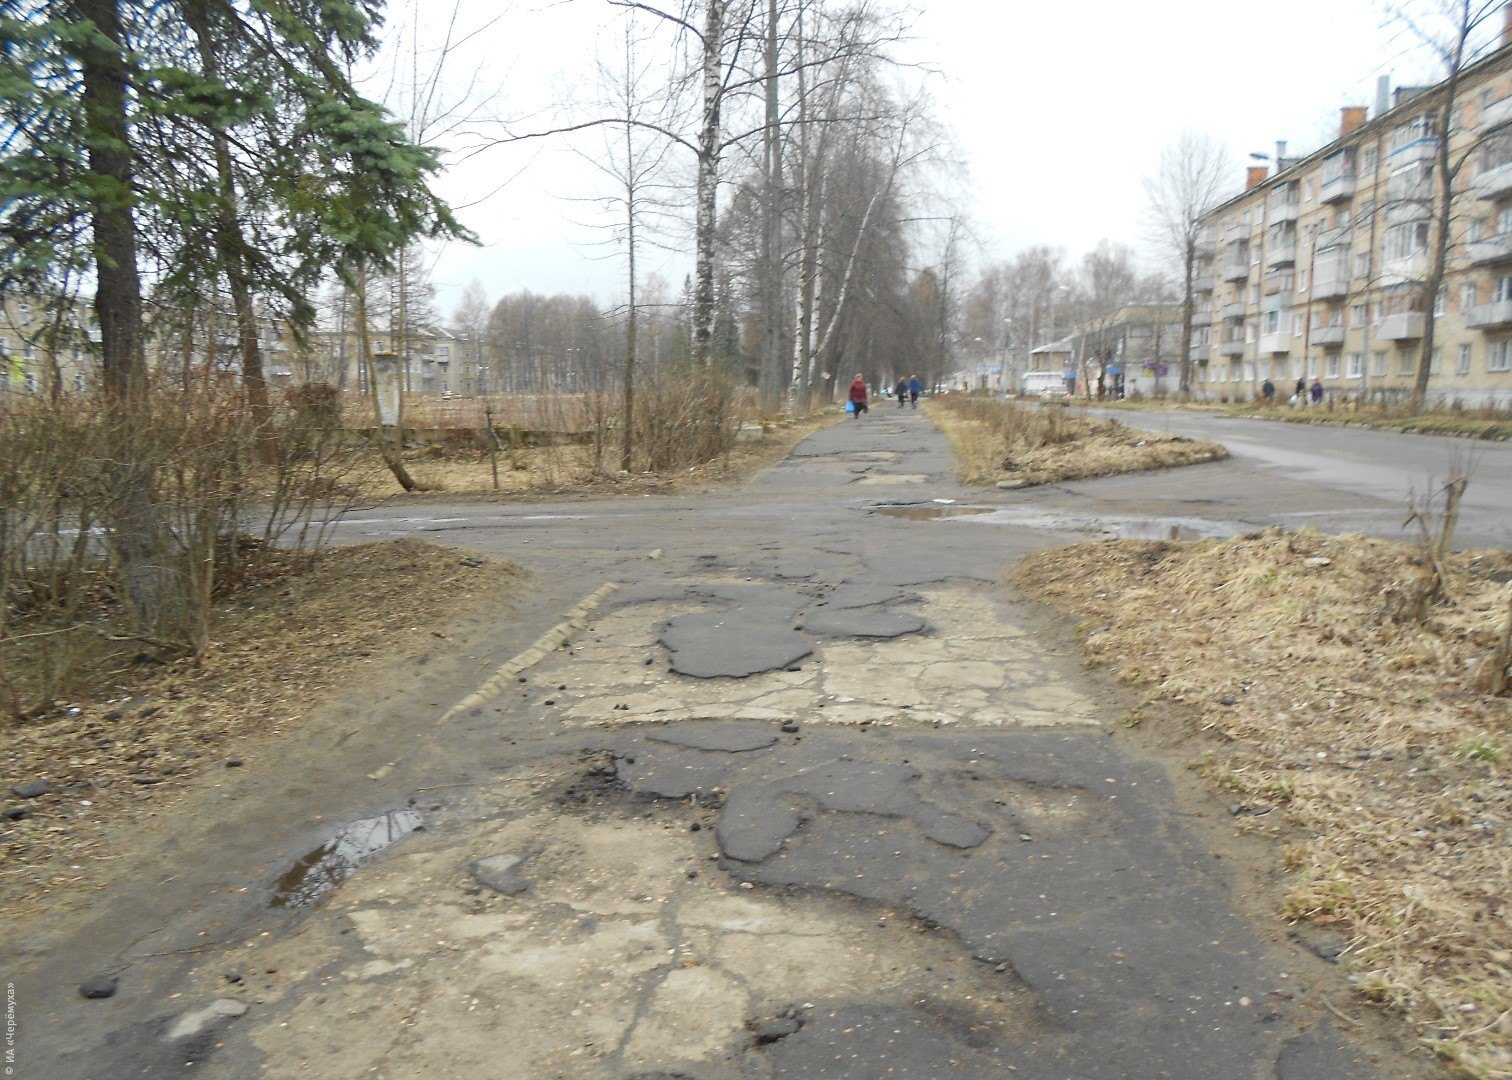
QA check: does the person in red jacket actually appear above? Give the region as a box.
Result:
[847,373,868,418]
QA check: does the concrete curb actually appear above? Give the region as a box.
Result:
[438,582,620,724]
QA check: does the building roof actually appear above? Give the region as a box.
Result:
[1204,37,1512,218]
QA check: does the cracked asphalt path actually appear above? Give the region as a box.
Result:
[9,409,1434,1079]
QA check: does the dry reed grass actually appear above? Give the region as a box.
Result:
[926,397,1226,486]
[1018,529,1511,1077]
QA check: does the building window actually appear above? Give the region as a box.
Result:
[1347,352,1363,377]
[1462,282,1479,310]
[1433,290,1445,316]
[1350,304,1364,326]
[1362,146,1378,174]
[1399,350,1416,375]
[1497,274,1512,303]
[1326,354,1340,377]
[1457,343,1472,373]
[1373,350,1388,376]
[1491,340,1512,371]
[1293,313,1305,336]
[1430,346,1441,373]
[1298,269,1309,290]
[1355,252,1371,278]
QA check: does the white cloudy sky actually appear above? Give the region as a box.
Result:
[396,0,1473,316]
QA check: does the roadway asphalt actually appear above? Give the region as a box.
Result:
[5,407,1455,1079]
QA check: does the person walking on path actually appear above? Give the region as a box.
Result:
[1294,376,1306,408]
[895,378,908,407]
[1262,379,1275,405]
[1310,378,1324,405]
[908,375,922,407]
[848,374,869,418]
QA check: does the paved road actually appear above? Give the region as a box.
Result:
[7,410,1441,1079]
[1081,406,1512,550]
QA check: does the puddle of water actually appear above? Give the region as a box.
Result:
[270,809,423,909]
[1101,521,1212,541]
[876,503,1244,540]
[872,505,996,521]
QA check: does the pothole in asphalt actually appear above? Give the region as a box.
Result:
[270,809,424,909]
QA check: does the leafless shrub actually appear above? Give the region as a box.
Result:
[0,378,371,719]
[627,364,742,472]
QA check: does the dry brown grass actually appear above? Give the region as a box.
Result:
[926,396,1226,486]
[0,540,523,908]
[1018,529,1511,1077]
[350,412,838,501]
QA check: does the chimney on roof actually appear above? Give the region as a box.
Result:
[1340,106,1368,137]
[1246,165,1269,189]
[1376,74,1391,118]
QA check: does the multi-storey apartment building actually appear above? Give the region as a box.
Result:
[0,292,99,394]
[2,288,478,397]
[1194,28,1512,408]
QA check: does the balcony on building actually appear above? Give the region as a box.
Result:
[1193,276,1215,295]
[1311,267,1351,300]
[1320,172,1356,204]
[1378,312,1425,340]
[1219,338,1246,358]
[1468,233,1512,267]
[1222,258,1250,283]
[1221,300,1247,320]
[1268,201,1300,224]
[1257,332,1290,354]
[1315,224,1351,249]
[1390,137,1437,166]
[1190,308,1214,327]
[1466,300,1512,329]
[1473,159,1512,201]
[1311,325,1346,347]
[1189,343,1208,362]
[1480,97,1512,135]
[1381,253,1428,285]
[1193,229,1216,258]
[1266,240,1297,268]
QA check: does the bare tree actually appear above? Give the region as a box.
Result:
[450,279,491,393]
[1073,241,1142,399]
[1384,0,1505,410]
[1144,131,1231,399]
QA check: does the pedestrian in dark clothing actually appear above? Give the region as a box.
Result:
[1310,379,1324,404]
[1262,379,1275,405]
[907,376,922,407]
[847,374,869,418]
[1294,377,1306,406]
[895,378,908,407]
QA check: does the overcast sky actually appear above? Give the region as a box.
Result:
[407,0,1464,317]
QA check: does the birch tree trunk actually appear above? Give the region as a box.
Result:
[691,0,726,367]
